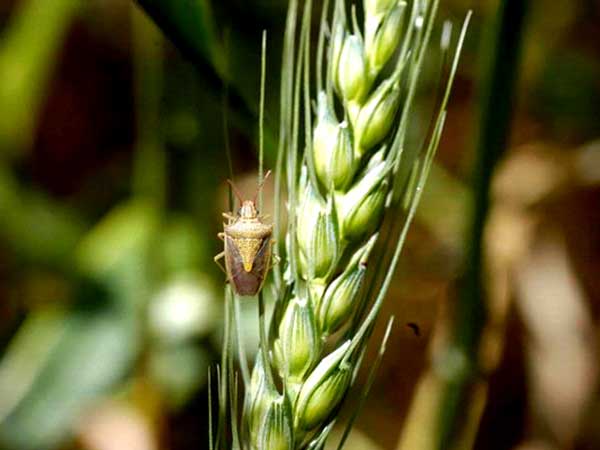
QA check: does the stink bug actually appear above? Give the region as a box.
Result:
[214,172,274,296]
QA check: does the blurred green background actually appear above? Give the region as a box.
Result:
[0,0,599,449]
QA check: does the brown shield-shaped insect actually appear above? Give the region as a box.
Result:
[214,172,274,296]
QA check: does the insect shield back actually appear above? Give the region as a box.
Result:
[216,173,274,296]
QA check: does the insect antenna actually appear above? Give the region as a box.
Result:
[227,179,245,208]
[252,169,272,206]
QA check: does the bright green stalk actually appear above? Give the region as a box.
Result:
[436,0,529,447]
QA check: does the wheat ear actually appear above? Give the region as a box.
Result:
[213,1,471,449]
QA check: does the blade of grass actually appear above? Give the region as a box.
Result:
[229,372,241,450]
[222,28,235,212]
[259,31,267,210]
[436,0,528,446]
[208,368,214,450]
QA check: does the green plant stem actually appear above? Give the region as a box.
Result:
[436,0,529,447]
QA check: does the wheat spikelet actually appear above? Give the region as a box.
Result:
[212,1,470,449]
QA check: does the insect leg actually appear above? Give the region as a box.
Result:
[271,240,281,266]
[218,232,225,241]
[222,212,236,221]
[214,252,227,274]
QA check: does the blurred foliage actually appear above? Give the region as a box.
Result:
[532,50,600,141]
[0,0,81,157]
